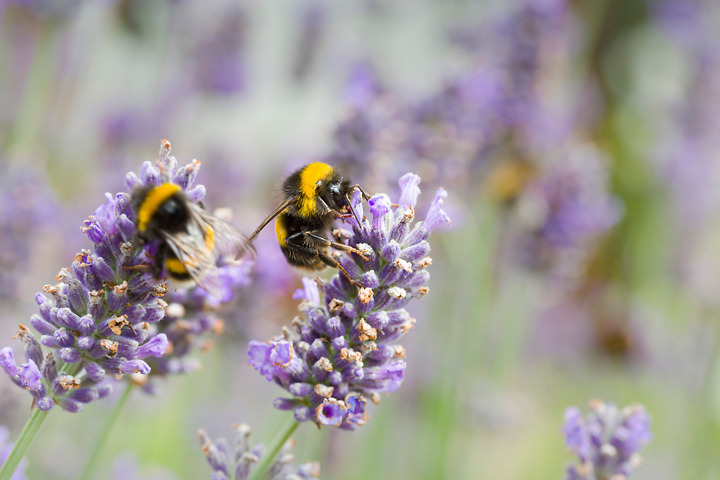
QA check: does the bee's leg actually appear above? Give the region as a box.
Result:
[122,264,151,271]
[316,197,333,215]
[284,233,362,286]
[303,232,369,261]
[316,251,360,286]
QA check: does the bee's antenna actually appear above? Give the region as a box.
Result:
[249,199,294,242]
[352,184,371,202]
[345,193,363,230]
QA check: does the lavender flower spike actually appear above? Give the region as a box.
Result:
[249,172,451,429]
[0,140,216,411]
[562,399,653,480]
[198,423,319,479]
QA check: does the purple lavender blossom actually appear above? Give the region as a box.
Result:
[2,0,81,22]
[141,258,253,390]
[562,400,652,480]
[0,166,58,300]
[248,173,451,429]
[0,425,26,480]
[191,7,247,95]
[511,146,621,281]
[198,423,319,480]
[291,2,325,82]
[0,140,242,411]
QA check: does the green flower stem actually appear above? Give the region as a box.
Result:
[0,407,50,480]
[78,382,134,480]
[248,417,301,480]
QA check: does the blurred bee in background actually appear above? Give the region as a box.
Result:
[131,182,254,297]
[249,162,369,284]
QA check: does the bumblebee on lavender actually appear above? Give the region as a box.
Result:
[131,182,254,297]
[249,162,369,282]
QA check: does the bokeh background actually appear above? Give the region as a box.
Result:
[0,0,719,478]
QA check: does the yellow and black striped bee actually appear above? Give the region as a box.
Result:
[249,162,369,282]
[131,182,254,297]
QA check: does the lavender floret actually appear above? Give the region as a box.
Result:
[248,173,450,429]
[198,423,319,480]
[562,399,653,479]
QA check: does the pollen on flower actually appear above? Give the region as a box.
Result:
[100,339,119,354]
[59,375,81,390]
[339,348,362,363]
[113,281,128,295]
[356,243,374,257]
[387,286,406,299]
[14,324,32,340]
[328,299,344,312]
[417,257,432,268]
[41,285,61,298]
[55,268,71,282]
[395,259,413,274]
[317,357,333,372]
[358,287,373,304]
[314,384,334,398]
[417,287,429,296]
[392,346,406,358]
[108,315,130,335]
[357,319,377,341]
[401,318,416,334]
[152,284,168,297]
[402,205,415,221]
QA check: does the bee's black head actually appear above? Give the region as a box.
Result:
[321,176,354,211]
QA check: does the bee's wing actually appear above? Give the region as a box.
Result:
[159,221,225,298]
[191,205,256,260]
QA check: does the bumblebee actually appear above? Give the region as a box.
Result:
[131,182,254,297]
[249,162,369,282]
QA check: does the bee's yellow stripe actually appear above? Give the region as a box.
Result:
[137,183,181,232]
[299,162,333,218]
[164,257,188,274]
[275,216,287,247]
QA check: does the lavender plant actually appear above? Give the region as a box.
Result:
[198,423,320,480]
[0,140,254,480]
[562,400,653,480]
[248,172,451,429]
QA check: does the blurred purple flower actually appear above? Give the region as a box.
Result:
[562,400,652,479]
[0,166,59,300]
[248,173,450,429]
[198,423,319,480]
[191,7,247,95]
[2,0,81,22]
[291,2,325,82]
[511,145,621,281]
